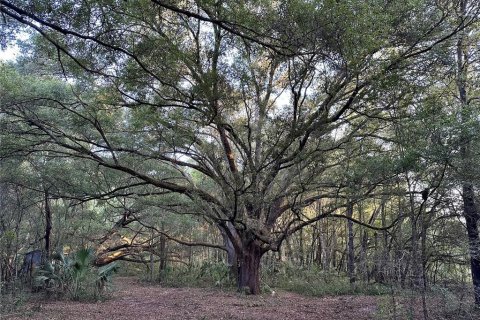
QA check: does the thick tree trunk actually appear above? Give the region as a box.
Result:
[237,242,264,294]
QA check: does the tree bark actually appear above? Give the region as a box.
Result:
[299,228,305,266]
[237,242,264,294]
[158,232,167,281]
[149,250,154,281]
[44,189,52,260]
[462,184,480,305]
[359,204,368,282]
[220,224,238,278]
[408,184,422,288]
[346,203,356,283]
[331,226,337,269]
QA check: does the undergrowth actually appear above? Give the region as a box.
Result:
[0,280,30,317]
[153,261,236,289]
[139,260,390,296]
[374,283,480,320]
[264,262,390,296]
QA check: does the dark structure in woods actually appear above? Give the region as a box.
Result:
[19,250,43,277]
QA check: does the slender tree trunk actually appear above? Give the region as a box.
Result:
[395,196,407,287]
[381,201,389,282]
[44,189,52,260]
[359,204,368,282]
[372,231,378,282]
[149,251,154,282]
[158,231,167,281]
[310,224,317,265]
[346,203,356,283]
[420,199,429,319]
[409,187,421,288]
[331,227,337,269]
[316,228,323,266]
[299,228,305,266]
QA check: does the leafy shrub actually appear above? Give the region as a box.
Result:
[34,248,118,301]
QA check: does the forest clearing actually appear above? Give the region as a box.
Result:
[3,277,380,320]
[1,0,480,319]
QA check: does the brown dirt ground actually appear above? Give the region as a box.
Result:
[2,277,379,320]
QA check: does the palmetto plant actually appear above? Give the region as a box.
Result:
[35,248,118,300]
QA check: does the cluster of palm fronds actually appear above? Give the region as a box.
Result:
[35,248,118,300]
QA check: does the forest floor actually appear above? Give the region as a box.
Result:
[2,277,380,320]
